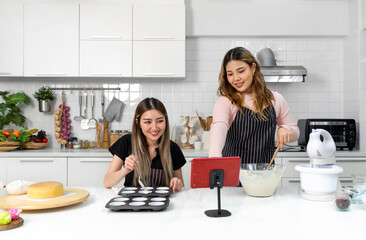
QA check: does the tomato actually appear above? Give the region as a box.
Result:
[1,131,10,138]
[42,138,48,143]
[11,130,20,138]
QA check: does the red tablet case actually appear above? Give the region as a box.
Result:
[190,157,241,188]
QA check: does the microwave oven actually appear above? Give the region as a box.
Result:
[298,119,356,150]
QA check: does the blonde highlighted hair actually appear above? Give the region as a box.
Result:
[131,97,173,186]
[218,47,274,119]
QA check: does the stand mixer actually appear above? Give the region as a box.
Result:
[295,129,343,201]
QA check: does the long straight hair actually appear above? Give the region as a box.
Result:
[131,97,173,186]
[218,47,274,119]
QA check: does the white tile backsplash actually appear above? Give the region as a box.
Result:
[1,37,349,148]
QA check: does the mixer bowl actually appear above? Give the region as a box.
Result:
[295,164,343,194]
[239,163,286,197]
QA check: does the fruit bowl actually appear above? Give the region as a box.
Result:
[0,141,20,147]
[22,142,48,149]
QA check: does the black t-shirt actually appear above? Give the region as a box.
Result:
[109,134,186,187]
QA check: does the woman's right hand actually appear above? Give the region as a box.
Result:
[124,155,139,173]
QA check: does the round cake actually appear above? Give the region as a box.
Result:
[27,181,64,199]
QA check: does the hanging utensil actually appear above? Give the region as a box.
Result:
[80,92,89,130]
[88,92,97,129]
[266,146,280,170]
[74,91,84,121]
[99,92,105,123]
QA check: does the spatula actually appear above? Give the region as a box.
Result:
[267,145,280,170]
[136,163,146,189]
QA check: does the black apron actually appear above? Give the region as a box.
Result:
[222,105,277,164]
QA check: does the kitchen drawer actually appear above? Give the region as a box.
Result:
[6,157,67,185]
[335,158,366,177]
[281,178,301,187]
[281,177,353,188]
[281,157,309,178]
[68,158,112,187]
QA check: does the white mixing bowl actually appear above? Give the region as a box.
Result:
[295,164,343,194]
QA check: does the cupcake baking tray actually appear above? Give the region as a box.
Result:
[105,196,170,211]
[118,186,172,197]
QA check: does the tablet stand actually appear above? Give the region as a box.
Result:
[204,169,231,217]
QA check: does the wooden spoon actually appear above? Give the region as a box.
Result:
[266,146,280,170]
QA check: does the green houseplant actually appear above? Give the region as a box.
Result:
[0,91,31,130]
[33,86,55,112]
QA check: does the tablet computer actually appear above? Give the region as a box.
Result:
[190,157,241,188]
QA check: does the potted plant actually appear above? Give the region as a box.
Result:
[0,91,31,131]
[33,86,55,112]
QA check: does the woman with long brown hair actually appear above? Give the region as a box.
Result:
[209,47,299,164]
[104,97,185,191]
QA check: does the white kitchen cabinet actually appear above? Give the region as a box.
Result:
[79,3,133,77]
[80,41,132,77]
[6,157,67,186]
[182,158,192,189]
[68,157,112,187]
[0,158,6,185]
[133,41,185,77]
[23,3,79,77]
[0,3,23,76]
[133,4,185,41]
[280,156,366,187]
[80,3,132,40]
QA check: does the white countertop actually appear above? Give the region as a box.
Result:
[0,186,364,240]
[1,148,366,158]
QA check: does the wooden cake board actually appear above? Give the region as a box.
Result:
[0,188,89,210]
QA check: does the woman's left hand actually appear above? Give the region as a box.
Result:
[276,127,292,150]
[170,177,183,192]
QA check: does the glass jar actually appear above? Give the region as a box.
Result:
[88,141,96,148]
[73,140,81,149]
[67,140,73,149]
[110,130,122,147]
[81,140,89,149]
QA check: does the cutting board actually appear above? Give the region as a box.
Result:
[0,188,89,210]
[0,217,23,231]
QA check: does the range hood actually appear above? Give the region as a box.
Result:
[256,48,307,83]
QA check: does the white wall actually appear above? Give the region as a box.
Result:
[0,36,344,148]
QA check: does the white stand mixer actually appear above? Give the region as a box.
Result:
[295,129,343,201]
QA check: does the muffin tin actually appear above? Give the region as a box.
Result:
[105,196,170,211]
[118,186,172,197]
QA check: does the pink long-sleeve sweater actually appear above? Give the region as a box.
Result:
[209,91,300,157]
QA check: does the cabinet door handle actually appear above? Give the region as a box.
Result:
[36,73,67,76]
[336,160,366,163]
[0,72,11,75]
[143,73,175,77]
[339,179,353,183]
[90,73,122,76]
[89,36,122,39]
[143,36,174,40]
[80,159,111,163]
[288,180,301,183]
[20,160,54,163]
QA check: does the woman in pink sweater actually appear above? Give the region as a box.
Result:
[209,47,299,164]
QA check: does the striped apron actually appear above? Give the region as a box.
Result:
[222,105,277,164]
